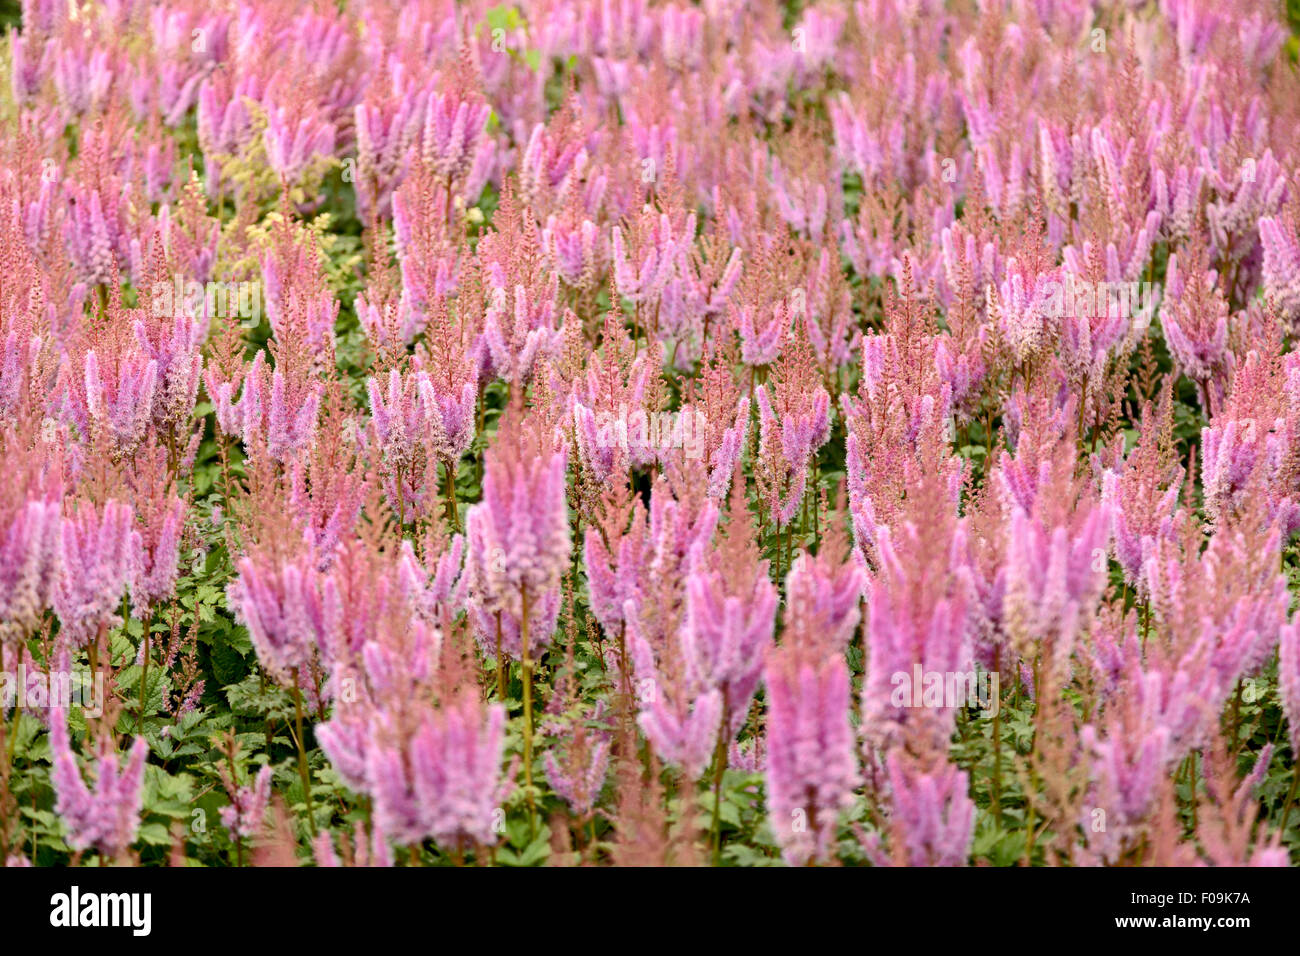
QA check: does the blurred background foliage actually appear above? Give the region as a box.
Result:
[2,0,1298,52]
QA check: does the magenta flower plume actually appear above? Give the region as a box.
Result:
[611,210,691,307]
[989,258,1058,366]
[367,693,506,849]
[543,701,612,818]
[353,62,431,223]
[544,213,603,290]
[54,499,135,649]
[1280,617,1300,756]
[875,752,974,867]
[754,328,831,526]
[1003,495,1111,669]
[48,704,149,859]
[784,544,865,652]
[63,185,127,286]
[860,479,973,755]
[83,349,159,457]
[399,535,465,624]
[0,488,62,646]
[625,478,768,778]
[130,494,185,613]
[219,766,273,841]
[367,367,424,472]
[463,411,570,656]
[1077,719,1171,865]
[735,300,788,368]
[1099,392,1182,593]
[263,100,336,186]
[417,373,477,464]
[313,821,394,868]
[763,645,858,866]
[226,551,342,681]
[1159,247,1232,409]
[421,83,491,189]
[133,314,204,438]
[627,616,723,781]
[1259,215,1300,331]
[682,543,778,724]
[1201,417,1264,528]
[468,585,562,662]
[265,368,321,463]
[582,498,648,639]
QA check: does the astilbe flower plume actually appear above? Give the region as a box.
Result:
[1280,616,1300,758]
[474,191,562,389]
[572,309,659,482]
[621,479,723,779]
[1200,339,1300,533]
[421,56,492,193]
[679,353,749,501]
[755,323,831,526]
[611,204,692,312]
[366,690,506,850]
[681,479,778,732]
[393,160,465,317]
[319,604,509,853]
[464,405,570,659]
[463,402,569,829]
[0,430,63,646]
[543,700,612,819]
[53,499,135,650]
[1076,661,1180,865]
[582,481,651,642]
[225,549,341,685]
[352,57,432,223]
[783,496,865,651]
[867,751,975,868]
[1100,387,1181,592]
[763,587,859,866]
[417,295,478,469]
[313,821,393,868]
[1138,504,1289,755]
[860,441,972,756]
[219,765,273,842]
[842,267,959,558]
[81,347,159,458]
[1000,435,1112,678]
[48,704,149,860]
[132,306,204,443]
[1161,239,1233,411]
[366,365,428,520]
[1258,214,1300,332]
[399,529,466,627]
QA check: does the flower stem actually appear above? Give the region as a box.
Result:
[991,647,1002,825]
[520,589,536,839]
[1279,761,1300,835]
[291,670,317,838]
[137,612,153,735]
[495,611,507,701]
[710,704,729,866]
[444,461,460,532]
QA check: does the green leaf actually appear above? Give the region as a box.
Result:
[137,823,173,847]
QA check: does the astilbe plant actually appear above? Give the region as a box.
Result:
[754,322,831,529]
[764,553,859,866]
[464,403,569,832]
